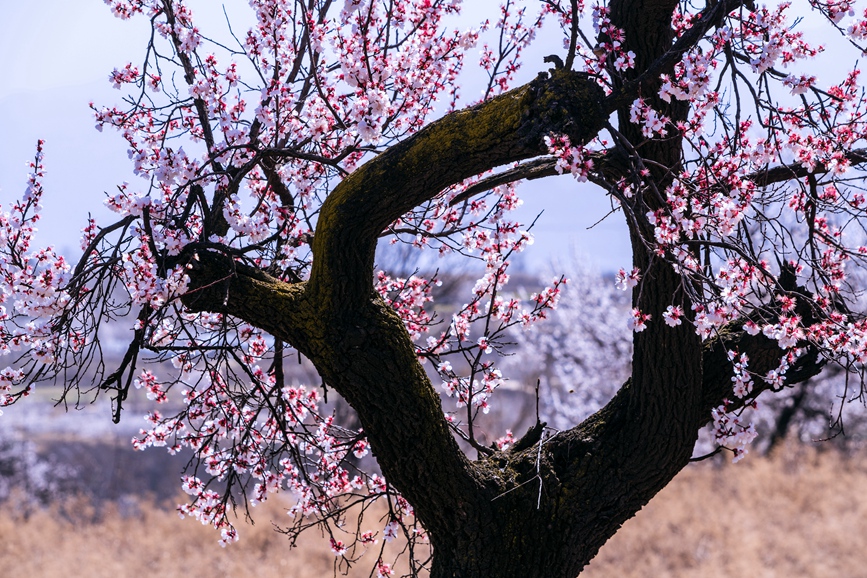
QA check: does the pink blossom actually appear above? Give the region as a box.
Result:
[615,267,641,291]
[627,308,651,332]
[662,305,684,327]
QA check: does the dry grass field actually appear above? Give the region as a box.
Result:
[1,443,866,577]
[582,444,867,578]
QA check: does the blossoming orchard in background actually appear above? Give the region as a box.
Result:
[2,0,867,576]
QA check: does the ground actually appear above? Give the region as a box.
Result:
[0,441,863,578]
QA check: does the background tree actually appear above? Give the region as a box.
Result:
[3,0,867,576]
[502,254,633,431]
[511,253,867,456]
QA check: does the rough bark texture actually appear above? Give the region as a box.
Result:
[180,1,825,576]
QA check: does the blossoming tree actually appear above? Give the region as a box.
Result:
[3,0,867,576]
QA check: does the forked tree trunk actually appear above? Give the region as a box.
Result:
[180,0,826,574]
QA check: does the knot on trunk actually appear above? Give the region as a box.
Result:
[519,69,606,150]
[180,248,238,313]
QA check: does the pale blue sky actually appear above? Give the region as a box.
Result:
[0,1,632,272]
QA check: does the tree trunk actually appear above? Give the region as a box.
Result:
[179,1,826,574]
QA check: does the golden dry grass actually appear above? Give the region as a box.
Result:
[2,444,866,577]
[583,445,867,578]
[0,497,342,578]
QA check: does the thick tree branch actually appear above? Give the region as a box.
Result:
[698,319,825,415]
[516,315,825,574]
[180,250,483,545]
[309,69,607,310]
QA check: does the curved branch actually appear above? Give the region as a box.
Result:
[309,69,607,310]
[449,157,560,206]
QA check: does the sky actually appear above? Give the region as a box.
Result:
[0,1,633,273]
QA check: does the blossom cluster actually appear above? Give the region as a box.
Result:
[0,142,78,372]
[544,134,594,181]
